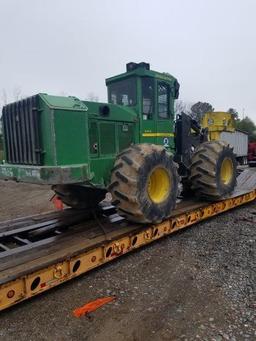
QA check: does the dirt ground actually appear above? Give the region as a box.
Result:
[0,181,255,341]
[0,181,53,221]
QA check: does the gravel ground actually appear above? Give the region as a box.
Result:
[0,181,255,341]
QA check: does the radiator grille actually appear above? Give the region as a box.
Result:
[2,95,42,165]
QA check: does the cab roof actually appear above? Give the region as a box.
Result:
[106,62,178,85]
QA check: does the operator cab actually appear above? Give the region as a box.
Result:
[106,62,180,147]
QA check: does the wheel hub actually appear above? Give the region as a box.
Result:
[147,167,171,203]
[220,158,233,185]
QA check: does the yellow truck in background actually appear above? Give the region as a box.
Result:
[201,112,248,164]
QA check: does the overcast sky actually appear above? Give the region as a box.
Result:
[0,0,255,121]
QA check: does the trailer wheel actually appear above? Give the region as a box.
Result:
[109,144,179,223]
[52,185,106,209]
[189,140,237,200]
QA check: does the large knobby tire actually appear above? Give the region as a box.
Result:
[109,144,179,224]
[52,184,107,209]
[189,140,237,200]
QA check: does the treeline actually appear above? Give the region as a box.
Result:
[235,117,256,142]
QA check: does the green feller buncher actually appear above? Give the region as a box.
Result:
[0,62,237,223]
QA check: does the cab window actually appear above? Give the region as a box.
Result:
[142,77,154,120]
[158,82,169,119]
[108,78,136,107]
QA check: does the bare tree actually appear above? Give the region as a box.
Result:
[0,90,7,134]
[13,86,22,101]
[0,90,6,139]
[174,100,186,115]
[1,89,7,107]
[0,88,23,134]
[1,87,23,108]
[174,100,193,117]
[86,92,99,102]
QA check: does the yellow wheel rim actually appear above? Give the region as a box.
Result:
[147,167,171,203]
[220,158,233,185]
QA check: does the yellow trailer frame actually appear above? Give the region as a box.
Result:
[0,182,255,312]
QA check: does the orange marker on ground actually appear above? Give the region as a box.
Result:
[73,296,116,318]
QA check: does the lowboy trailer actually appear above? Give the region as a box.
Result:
[0,168,255,312]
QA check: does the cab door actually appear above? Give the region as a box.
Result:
[156,81,174,151]
[139,77,156,144]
